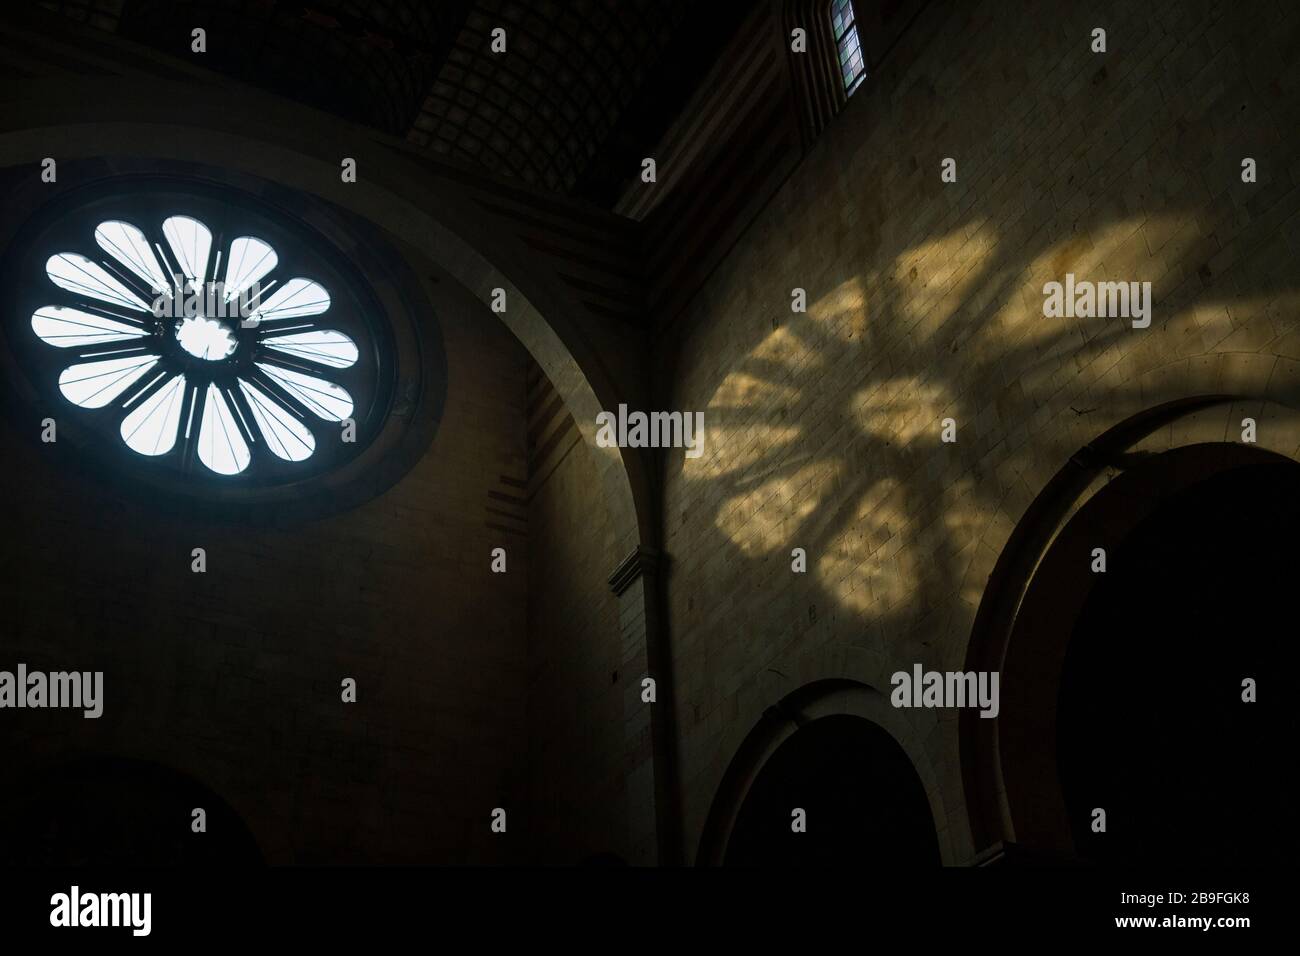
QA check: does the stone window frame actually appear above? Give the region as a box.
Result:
[0,159,446,523]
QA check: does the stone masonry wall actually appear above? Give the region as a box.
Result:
[656,0,1300,862]
[0,269,532,864]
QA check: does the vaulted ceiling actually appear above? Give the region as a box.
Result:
[34,0,754,204]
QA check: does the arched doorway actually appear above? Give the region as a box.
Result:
[1057,458,1297,864]
[0,756,264,865]
[723,714,940,866]
[968,439,1300,863]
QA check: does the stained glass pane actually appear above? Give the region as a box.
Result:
[95,220,171,295]
[263,329,359,369]
[32,305,145,348]
[256,362,354,421]
[197,383,251,475]
[832,0,867,95]
[58,354,159,408]
[223,236,278,300]
[162,216,212,290]
[248,277,331,322]
[239,379,315,462]
[46,253,151,312]
[121,373,186,456]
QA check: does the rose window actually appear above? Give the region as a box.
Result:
[5,179,396,492]
[33,215,361,475]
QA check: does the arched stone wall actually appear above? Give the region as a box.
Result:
[0,753,265,865]
[0,68,669,862]
[0,84,650,551]
[962,380,1300,855]
[654,0,1299,866]
[698,678,955,865]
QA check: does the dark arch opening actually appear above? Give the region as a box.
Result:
[1058,460,1299,865]
[724,714,940,866]
[0,756,264,866]
[578,852,628,867]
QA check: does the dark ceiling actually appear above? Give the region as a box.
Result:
[32,0,757,205]
[113,0,468,137]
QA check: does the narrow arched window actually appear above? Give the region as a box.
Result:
[831,0,866,95]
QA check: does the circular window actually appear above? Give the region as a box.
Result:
[38,215,368,475]
[0,172,440,516]
[19,185,388,480]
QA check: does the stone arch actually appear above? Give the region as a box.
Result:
[0,74,673,861]
[961,368,1300,857]
[0,77,651,552]
[697,678,955,865]
[0,754,264,865]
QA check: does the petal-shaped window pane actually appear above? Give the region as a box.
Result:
[256,362,353,421]
[249,278,330,323]
[32,306,146,348]
[121,373,185,456]
[197,384,251,475]
[46,253,150,312]
[239,379,315,462]
[263,329,358,369]
[162,216,212,290]
[94,221,170,295]
[223,236,277,301]
[58,354,159,408]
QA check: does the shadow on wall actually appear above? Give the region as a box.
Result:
[0,755,264,865]
[661,0,1298,862]
[679,205,1296,643]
